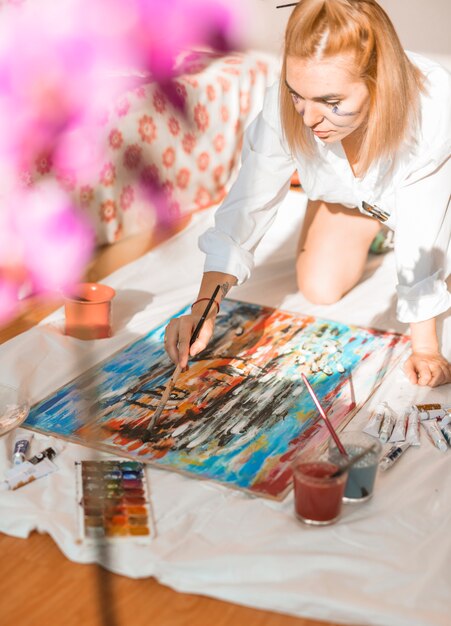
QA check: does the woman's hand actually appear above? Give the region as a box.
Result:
[164,307,217,369]
[404,351,451,387]
[163,272,236,369]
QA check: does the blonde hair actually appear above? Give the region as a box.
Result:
[280,0,425,174]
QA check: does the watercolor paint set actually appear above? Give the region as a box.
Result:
[75,460,155,543]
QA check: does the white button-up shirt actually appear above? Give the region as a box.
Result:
[199,52,451,324]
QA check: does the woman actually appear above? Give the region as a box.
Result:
[165,0,451,387]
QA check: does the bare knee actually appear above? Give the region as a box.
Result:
[297,271,344,305]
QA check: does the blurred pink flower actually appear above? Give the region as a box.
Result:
[130,0,239,75]
[22,187,94,293]
[0,7,106,178]
[0,182,94,324]
[121,0,240,110]
[0,279,20,326]
[0,0,242,323]
[0,0,240,173]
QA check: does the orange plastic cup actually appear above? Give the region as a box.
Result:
[63,282,116,340]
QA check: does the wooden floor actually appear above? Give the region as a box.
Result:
[0,220,343,626]
[0,532,343,626]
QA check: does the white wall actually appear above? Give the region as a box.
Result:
[241,0,451,70]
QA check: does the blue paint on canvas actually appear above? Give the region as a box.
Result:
[25,299,408,498]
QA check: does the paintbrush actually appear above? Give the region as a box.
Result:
[146,284,221,431]
[301,372,349,457]
[329,444,378,478]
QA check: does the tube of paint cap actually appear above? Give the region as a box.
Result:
[28,446,58,465]
[416,403,449,421]
[421,420,448,452]
[363,402,387,438]
[12,431,33,465]
[416,403,442,412]
[388,409,408,443]
[405,407,421,446]
[379,408,395,443]
[379,442,410,471]
[0,458,58,491]
[439,422,451,447]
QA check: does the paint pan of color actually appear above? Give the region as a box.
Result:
[75,460,155,543]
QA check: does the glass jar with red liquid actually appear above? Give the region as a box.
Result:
[292,451,348,526]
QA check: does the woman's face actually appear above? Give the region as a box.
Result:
[286,54,370,143]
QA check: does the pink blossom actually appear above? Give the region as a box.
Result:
[129,0,240,80]
[0,6,92,174]
[0,0,242,321]
[0,182,94,317]
[0,0,240,176]
[0,279,21,326]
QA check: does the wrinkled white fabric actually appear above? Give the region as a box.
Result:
[200,52,451,324]
[0,194,450,626]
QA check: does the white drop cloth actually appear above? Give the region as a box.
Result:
[0,191,450,626]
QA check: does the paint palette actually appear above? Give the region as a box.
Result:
[75,460,155,543]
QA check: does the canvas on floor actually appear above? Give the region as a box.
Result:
[25,299,409,499]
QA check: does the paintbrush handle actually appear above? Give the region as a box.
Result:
[301,373,348,457]
[146,364,182,430]
[330,444,378,478]
[190,284,221,346]
[147,285,222,431]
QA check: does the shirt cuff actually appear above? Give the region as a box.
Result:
[396,272,451,323]
[199,228,254,285]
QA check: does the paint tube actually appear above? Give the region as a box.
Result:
[439,422,451,447]
[379,408,395,443]
[438,408,451,427]
[379,442,410,471]
[388,409,408,443]
[416,403,449,421]
[0,458,58,491]
[421,420,448,453]
[363,402,387,438]
[28,446,58,465]
[418,409,448,421]
[12,431,33,465]
[405,407,421,446]
[416,403,442,412]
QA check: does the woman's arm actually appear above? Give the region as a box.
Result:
[404,318,451,387]
[165,82,295,368]
[199,82,295,285]
[165,271,237,369]
[394,155,450,387]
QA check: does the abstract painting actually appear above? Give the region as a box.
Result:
[25,299,409,499]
